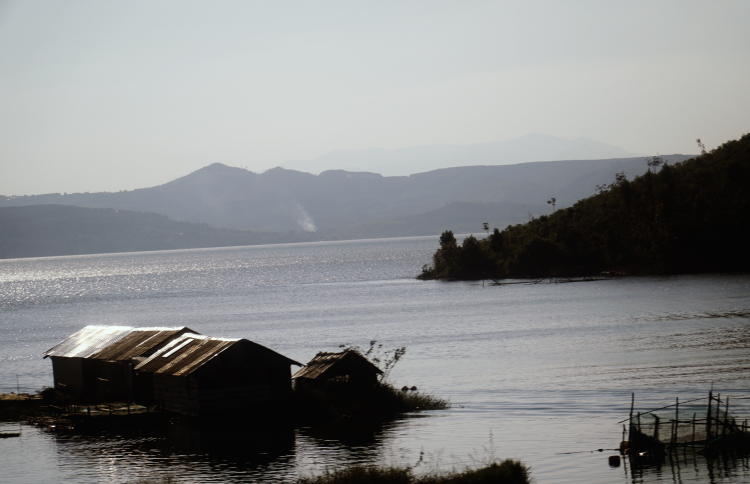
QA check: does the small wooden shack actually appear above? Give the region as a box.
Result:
[44,325,199,402]
[134,334,302,416]
[292,349,383,388]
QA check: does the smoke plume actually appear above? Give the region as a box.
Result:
[294,203,317,232]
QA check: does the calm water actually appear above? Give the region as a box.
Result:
[1,236,749,483]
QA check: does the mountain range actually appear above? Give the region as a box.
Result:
[2,155,692,237]
[282,133,641,176]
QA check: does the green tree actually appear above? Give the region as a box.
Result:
[647,156,664,173]
[489,228,505,252]
[439,230,456,246]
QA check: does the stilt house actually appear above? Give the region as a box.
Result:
[134,334,302,416]
[292,349,383,388]
[44,325,199,402]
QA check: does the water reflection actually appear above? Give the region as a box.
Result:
[2,239,749,484]
[625,451,750,484]
[43,415,412,483]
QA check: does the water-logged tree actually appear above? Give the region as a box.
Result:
[420,230,461,279]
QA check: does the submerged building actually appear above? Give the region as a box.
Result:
[134,334,302,416]
[44,325,199,402]
[293,349,382,388]
[44,326,302,416]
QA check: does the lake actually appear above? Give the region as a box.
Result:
[1,236,749,483]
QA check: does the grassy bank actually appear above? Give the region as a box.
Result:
[299,460,531,484]
[293,381,449,423]
[128,460,531,484]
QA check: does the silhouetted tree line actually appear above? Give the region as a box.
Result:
[420,134,750,280]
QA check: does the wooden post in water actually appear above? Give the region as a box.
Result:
[722,397,729,436]
[674,397,679,447]
[692,413,696,445]
[715,394,721,439]
[706,390,713,440]
[629,393,635,442]
[669,420,677,455]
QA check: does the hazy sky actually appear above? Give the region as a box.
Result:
[1,1,748,195]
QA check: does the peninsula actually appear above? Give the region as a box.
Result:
[419,135,750,280]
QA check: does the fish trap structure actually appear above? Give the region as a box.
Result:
[622,391,750,455]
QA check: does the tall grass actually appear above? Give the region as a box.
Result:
[128,461,531,484]
[298,460,531,484]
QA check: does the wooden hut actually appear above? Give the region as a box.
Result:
[43,325,199,402]
[134,334,302,416]
[292,349,382,388]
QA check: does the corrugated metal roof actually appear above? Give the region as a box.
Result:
[44,325,199,359]
[90,327,199,361]
[292,349,382,380]
[135,334,302,377]
[135,335,239,376]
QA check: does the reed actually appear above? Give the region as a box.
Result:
[299,460,531,484]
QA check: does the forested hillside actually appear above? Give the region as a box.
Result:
[419,135,750,280]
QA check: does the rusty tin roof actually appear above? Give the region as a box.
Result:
[135,334,302,377]
[292,349,383,380]
[44,325,199,360]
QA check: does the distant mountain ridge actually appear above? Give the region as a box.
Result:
[0,205,317,259]
[1,155,693,237]
[282,133,641,176]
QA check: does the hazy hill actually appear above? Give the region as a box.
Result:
[282,133,641,176]
[0,202,547,259]
[0,205,316,259]
[1,155,692,235]
[327,201,547,240]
